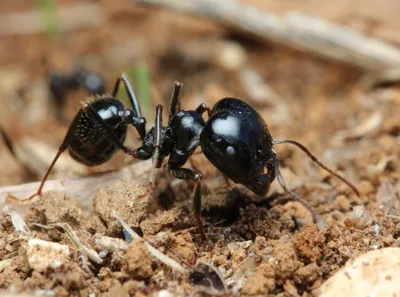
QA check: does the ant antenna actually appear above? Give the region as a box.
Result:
[273,157,325,228]
[149,105,163,187]
[272,139,360,197]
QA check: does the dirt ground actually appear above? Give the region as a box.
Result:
[0,0,399,296]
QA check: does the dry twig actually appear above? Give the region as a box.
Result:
[34,222,103,264]
[132,0,400,72]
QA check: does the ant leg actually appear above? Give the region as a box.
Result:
[112,74,146,139]
[272,157,325,228]
[168,81,183,122]
[9,103,139,202]
[119,109,146,140]
[8,109,86,201]
[166,165,205,242]
[112,74,142,118]
[195,103,211,117]
[272,139,360,197]
[149,105,163,187]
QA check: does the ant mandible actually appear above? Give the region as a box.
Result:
[10,73,360,242]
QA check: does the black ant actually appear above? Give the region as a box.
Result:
[49,66,105,121]
[9,73,360,242]
[49,65,106,100]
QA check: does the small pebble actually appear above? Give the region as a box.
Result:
[26,239,70,272]
[318,248,400,297]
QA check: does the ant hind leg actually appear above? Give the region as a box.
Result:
[8,108,86,202]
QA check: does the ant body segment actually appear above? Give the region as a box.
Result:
[10,74,360,242]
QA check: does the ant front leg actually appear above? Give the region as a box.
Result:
[166,164,206,243]
[112,74,147,140]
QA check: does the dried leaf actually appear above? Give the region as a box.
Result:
[2,205,30,234]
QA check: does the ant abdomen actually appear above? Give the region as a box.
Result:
[69,97,128,166]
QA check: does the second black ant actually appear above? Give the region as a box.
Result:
[9,73,360,242]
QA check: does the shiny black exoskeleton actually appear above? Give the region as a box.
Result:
[13,75,360,242]
[201,98,275,196]
[14,74,146,200]
[128,83,359,241]
[68,98,129,166]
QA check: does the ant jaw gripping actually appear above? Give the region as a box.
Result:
[272,139,360,197]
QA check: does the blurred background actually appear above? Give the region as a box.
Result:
[0,0,398,196]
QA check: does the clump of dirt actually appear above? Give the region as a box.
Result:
[121,238,153,280]
[92,181,150,236]
[241,262,276,295]
[140,207,192,236]
[1,170,399,297]
[26,192,83,228]
[163,231,197,264]
[294,225,326,263]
